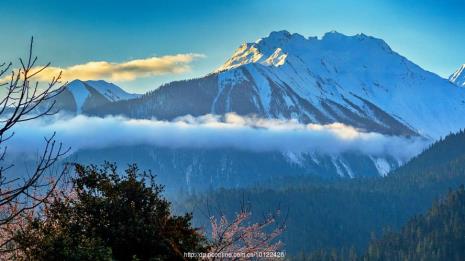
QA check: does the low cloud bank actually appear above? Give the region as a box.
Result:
[8,114,429,160]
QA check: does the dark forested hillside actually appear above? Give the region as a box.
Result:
[68,146,389,198]
[87,75,219,120]
[365,185,465,260]
[303,185,465,260]
[177,130,465,255]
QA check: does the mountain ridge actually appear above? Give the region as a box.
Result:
[52,31,465,178]
[54,79,140,113]
[88,31,465,139]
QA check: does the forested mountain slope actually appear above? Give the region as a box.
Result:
[177,130,465,254]
[366,185,465,260]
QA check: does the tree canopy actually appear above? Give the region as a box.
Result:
[12,163,207,260]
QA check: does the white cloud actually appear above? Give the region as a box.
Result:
[8,113,429,161]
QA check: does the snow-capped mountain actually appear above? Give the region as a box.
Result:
[75,31,465,179]
[54,80,140,113]
[450,64,465,87]
[80,80,139,102]
[90,31,465,139]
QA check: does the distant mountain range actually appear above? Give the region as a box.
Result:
[53,79,140,114]
[51,31,465,180]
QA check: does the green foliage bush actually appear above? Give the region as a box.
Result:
[13,163,207,260]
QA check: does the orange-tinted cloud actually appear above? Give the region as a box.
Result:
[5,54,205,83]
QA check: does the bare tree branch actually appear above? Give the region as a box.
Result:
[0,37,69,242]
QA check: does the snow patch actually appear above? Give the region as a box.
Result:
[449,64,465,87]
[67,80,90,113]
[283,151,304,166]
[86,80,140,101]
[373,158,391,176]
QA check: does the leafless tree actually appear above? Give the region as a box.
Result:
[0,37,69,241]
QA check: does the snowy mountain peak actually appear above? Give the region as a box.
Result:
[255,30,306,47]
[207,31,465,139]
[216,31,394,72]
[67,79,140,102]
[449,64,465,87]
[84,80,140,102]
[321,30,346,39]
[85,31,465,177]
[66,80,90,113]
[58,79,140,113]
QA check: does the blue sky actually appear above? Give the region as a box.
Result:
[0,0,464,93]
